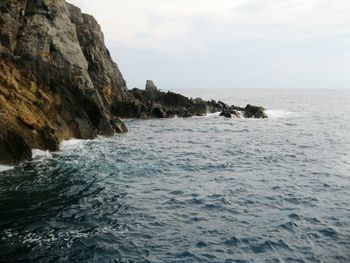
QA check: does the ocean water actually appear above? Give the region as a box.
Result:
[0,89,350,263]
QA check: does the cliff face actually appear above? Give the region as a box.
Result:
[0,0,128,164]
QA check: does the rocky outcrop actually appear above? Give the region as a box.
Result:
[219,104,267,119]
[113,80,266,119]
[145,80,158,92]
[243,104,267,118]
[0,1,266,164]
[0,0,129,164]
[0,130,32,164]
[220,109,241,118]
[112,80,224,118]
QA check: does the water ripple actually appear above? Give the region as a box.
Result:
[1,90,350,262]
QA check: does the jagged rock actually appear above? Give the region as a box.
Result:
[220,108,242,118]
[151,107,167,118]
[220,109,232,118]
[145,80,158,92]
[0,130,32,165]
[0,0,129,164]
[67,4,129,102]
[38,126,60,152]
[115,88,224,118]
[244,104,267,118]
[218,101,229,110]
[114,85,267,120]
[110,118,128,133]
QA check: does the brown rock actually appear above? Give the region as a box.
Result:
[0,0,132,164]
[0,130,32,164]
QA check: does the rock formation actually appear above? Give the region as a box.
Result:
[112,81,224,119]
[243,104,267,118]
[0,0,266,165]
[0,0,129,164]
[219,105,267,119]
[145,80,158,92]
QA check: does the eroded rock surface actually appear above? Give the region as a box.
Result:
[0,0,128,164]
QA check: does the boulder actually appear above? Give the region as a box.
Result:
[244,104,267,118]
[220,109,232,118]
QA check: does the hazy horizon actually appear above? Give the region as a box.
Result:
[69,0,350,90]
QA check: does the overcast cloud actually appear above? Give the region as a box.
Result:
[68,0,350,90]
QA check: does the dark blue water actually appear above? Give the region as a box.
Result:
[1,89,350,262]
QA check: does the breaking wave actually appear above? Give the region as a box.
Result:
[265,109,295,119]
[0,165,13,173]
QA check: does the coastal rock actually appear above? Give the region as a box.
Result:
[220,109,232,118]
[145,80,158,92]
[220,107,243,118]
[0,1,267,164]
[67,3,129,103]
[0,0,128,164]
[113,83,224,118]
[244,104,267,119]
[0,130,32,165]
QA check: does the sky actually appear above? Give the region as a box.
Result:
[68,0,350,90]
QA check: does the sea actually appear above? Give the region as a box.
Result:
[0,89,349,262]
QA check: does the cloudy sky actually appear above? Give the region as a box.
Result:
[68,0,350,90]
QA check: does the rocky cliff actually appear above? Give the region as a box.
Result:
[0,0,130,164]
[0,0,266,165]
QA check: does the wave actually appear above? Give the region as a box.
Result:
[265,109,295,119]
[205,112,221,117]
[205,111,245,118]
[0,165,14,172]
[32,149,53,159]
[60,138,87,150]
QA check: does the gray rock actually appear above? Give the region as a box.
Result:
[145,80,158,92]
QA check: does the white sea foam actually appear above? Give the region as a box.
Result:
[32,149,53,159]
[0,165,14,172]
[60,138,85,150]
[235,111,244,118]
[205,112,221,117]
[265,109,295,119]
[206,111,245,118]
